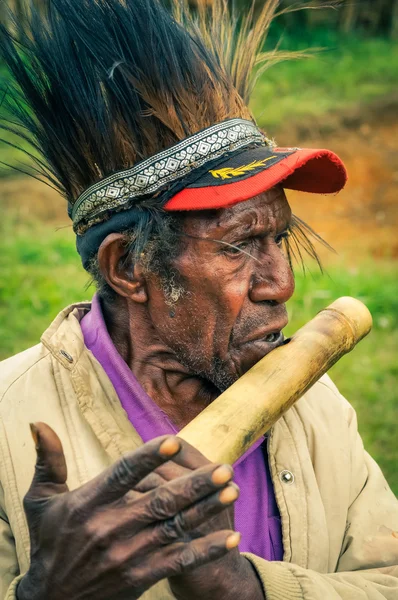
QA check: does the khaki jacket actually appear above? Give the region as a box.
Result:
[0,304,397,600]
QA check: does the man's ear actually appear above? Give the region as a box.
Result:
[97,233,148,303]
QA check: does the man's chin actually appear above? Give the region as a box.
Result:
[203,348,270,393]
[203,358,240,393]
[173,334,285,394]
[230,334,286,379]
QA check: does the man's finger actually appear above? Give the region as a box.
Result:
[128,530,240,588]
[169,482,239,534]
[26,422,69,498]
[91,464,235,544]
[136,442,213,492]
[127,439,212,494]
[79,436,183,507]
[134,463,233,525]
[173,438,211,470]
[165,529,241,575]
[136,461,191,493]
[134,471,167,493]
[148,482,239,546]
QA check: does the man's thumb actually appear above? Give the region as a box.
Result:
[29,422,68,492]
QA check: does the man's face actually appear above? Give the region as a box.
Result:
[146,186,295,391]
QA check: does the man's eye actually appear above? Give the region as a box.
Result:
[275,231,290,247]
[224,240,251,255]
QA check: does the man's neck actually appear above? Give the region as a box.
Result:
[101,296,218,429]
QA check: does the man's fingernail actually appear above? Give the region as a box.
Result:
[159,437,180,457]
[219,484,239,504]
[226,532,241,550]
[212,465,233,485]
[29,423,40,450]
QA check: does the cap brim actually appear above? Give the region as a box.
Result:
[164,146,347,212]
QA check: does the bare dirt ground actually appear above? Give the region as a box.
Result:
[1,100,397,265]
[278,98,398,263]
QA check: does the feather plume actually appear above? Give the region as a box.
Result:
[0,0,300,206]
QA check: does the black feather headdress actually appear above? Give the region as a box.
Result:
[0,0,293,208]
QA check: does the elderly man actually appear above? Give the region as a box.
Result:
[0,0,397,599]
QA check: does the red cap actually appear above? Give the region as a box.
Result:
[165,146,347,212]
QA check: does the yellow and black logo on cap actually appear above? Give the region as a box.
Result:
[209,156,278,180]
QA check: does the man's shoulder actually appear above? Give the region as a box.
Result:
[309,373,344,402]
[0,301,91,408]
[0,343,52,404]
[295,374,357,431]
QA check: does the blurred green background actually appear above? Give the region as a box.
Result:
[0,1,397,494]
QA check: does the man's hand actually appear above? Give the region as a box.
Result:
[137,444,266,600]
[17,423,240,600]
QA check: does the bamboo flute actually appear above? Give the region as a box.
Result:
[178,297,372,464]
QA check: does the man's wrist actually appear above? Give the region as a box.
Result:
[207,556,265,600]
[228,556,265,600]
[170,554,265,600]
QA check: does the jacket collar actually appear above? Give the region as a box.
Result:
[40,301,92,370]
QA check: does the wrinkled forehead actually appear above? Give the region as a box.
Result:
[181,186,291,238]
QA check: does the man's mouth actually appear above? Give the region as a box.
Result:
[249,330,285,353]
[238,329,285,359]
[232,328,286,375]
[262,331,283,344]
[240,319,288,347]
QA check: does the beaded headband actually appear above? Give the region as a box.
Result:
[71,119,271,233]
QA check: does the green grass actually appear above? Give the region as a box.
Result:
[285,266,398,496]
[0,214,89,356]
[0,213,396,495]
[251,32,398,128]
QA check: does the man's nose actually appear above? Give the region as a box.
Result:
[249,248,295,305]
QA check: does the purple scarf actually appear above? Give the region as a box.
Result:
[81,295,283,560]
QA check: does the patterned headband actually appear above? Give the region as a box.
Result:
[71,118,270,233]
